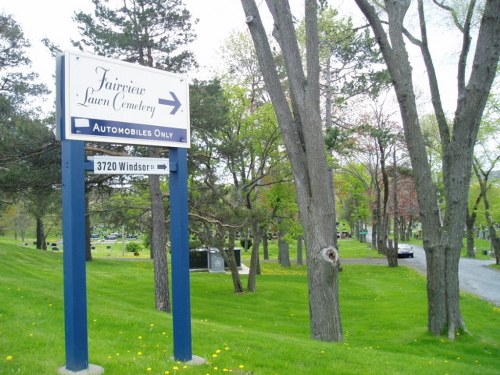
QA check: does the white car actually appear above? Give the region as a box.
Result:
[397,244,414,258]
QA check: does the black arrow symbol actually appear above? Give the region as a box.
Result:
[158,92,181,115]
[157,164,168,170]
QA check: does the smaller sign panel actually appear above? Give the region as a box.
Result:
[91,156,169,175]
[59,51,190,148]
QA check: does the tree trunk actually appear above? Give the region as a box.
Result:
[355,0,499,338]
[406,216,413,241]
[263,232,269,260]
[221,232,245,293]
[278,227,291,267]
[36,217,46,250]
[371,208,378,249]
[387,239,398,267]
[242,0,342,341]
[465,210,477,258]
[149,147,171,313]
[223,247,245,293]
[297,236,304,265]
[248,223,262,292]
[390,149,399,267]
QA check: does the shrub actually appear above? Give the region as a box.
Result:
[126,241,142,255]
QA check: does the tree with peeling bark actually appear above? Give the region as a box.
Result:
[354,0,500,338]
[241,0,342,342]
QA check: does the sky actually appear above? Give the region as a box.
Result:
[1,0,466,116]
[2,1,248,87]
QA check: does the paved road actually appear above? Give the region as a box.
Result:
[405,244,500,306]
[346,244,499,306]
[360,230,499,306]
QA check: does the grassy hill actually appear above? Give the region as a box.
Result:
[0,240,499,374]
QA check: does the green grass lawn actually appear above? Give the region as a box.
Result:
[1,239,499,374]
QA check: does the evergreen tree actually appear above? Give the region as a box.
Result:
[73,0,198,313]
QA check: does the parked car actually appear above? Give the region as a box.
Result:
[397,244,414,258]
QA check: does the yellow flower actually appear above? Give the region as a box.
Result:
[239,364,245,369]
[164,371,170,375]
[147,368,152,371]
[173,366,179,370]
[6,355,13,361]
[137,351,143,356]
[216,349,221,353]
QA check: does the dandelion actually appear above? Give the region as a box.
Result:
[137,351,143,356]
[6,355,13,361]
[147,368,152,372]
[212,354,218,358]
[172,365,179,370]
[150,323,155,327]
[138,336,143,340]
[164,371,170,375]
[238,364,244,369]
[216,349,221,354]
[183,365,188,369]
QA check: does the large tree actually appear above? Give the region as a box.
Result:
[73,0,197,313]
[241,0,342,341]
[0,14,58,249]
[354,0,500,338]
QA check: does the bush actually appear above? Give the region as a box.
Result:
[126,241,142,255]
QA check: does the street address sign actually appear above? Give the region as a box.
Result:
[58,51,190,148]
[91,156,169,175]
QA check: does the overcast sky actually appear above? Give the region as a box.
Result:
[2,1,252,83]
[2,0,464,115]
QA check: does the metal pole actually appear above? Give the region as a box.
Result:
[169,147,192,361]
[61,140,89,371]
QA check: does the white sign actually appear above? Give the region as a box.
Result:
[58,51,190,148]
[92,156,170,175]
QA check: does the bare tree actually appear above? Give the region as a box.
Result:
[354,0,500,338]
[241,0,342,341]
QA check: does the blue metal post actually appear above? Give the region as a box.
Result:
[62,140,89,371]
[169,147,193,361]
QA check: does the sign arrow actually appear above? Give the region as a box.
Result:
[157,164,168,170]
[158,92,181,115]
